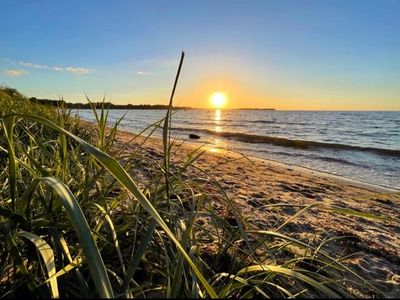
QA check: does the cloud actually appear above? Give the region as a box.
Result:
[52,66,94,74]
[16,60,95,75]
[64,66,94,74]
[19,61,49,69]
[4,69,29,77]
[136,71,153,76]
[53,67,64,72]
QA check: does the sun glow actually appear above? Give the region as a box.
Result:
[210,92,227,108]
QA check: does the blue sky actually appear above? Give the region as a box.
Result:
[1,0,399,109]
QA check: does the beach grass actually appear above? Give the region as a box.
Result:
[0,57,396,298]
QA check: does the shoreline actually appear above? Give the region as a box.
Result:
[244,153,400,194]
[197,142,400,193]
[76,108,399,191]
[107,121,400,194]
[83,119,400,297]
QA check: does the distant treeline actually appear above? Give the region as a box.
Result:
[28,97,191,110]
[28,97,275,110]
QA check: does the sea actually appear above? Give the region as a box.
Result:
[75,109,400,190]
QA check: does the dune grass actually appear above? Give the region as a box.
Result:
[0,57,394,298]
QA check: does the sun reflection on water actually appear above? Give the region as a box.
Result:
[214,109,222,132]
[207,109,226,154]
[215,109,221,122]
[207,136,225,153]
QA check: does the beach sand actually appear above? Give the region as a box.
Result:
[87,121,400,297]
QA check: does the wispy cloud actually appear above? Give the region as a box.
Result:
[17,61,95,75]
[136,71,153,76]
[4,69,29,77]
[19,61,49,69]
[63,66,94,75]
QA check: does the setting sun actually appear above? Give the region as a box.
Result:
[210,92,227,108]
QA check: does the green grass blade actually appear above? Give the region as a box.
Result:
[248,229,387,297]
[52,231,91,297]
[238,264,340,298]
[44,256,83,283]
[163,51,185,160]
[216,273,275,298]
[1,115,17,209]
[121,220,156,294]
[17,230,59,298]
[94,203,126,275]
[323,205,399,223]
[163,52,185,203]
[59,115,68,181]
[275,203,321,231]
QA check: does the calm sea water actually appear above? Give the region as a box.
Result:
[76,109,400,190]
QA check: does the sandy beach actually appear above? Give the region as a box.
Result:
[93,123,400,297]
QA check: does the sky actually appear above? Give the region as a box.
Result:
[0,0,399,110]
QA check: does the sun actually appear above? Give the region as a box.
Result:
[210,92,227,108]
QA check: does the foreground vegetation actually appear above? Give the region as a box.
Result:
[0,56,395,298]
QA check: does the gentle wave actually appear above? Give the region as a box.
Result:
[249,120,276,124]
[173,127,400,157]
[254,149,365,167]
[248,120,311,126]
[180,121,245,127]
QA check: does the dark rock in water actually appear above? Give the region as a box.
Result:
[189,133,200,139]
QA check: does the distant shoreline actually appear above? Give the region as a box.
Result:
[28,97,275,110]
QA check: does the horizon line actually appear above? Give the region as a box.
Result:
[28,97,400,112]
